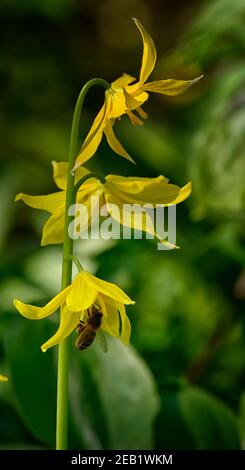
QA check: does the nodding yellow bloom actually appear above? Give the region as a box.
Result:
[15,161,192,247]
[0,374,8,382]
[74,18,202,170]
[14,270,134,352]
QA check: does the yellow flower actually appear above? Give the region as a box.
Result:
[74,18,202,170]
[13,270,134,352]
[15,161,192,247]
[0,374,8,382]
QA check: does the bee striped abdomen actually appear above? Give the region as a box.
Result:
[75,305,103,351]
[75,328,96,351]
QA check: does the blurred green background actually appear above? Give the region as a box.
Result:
[0,0,245,450]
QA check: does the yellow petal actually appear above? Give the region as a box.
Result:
[104,190,177,249]
[85,272,135,305]
[71,183,104,238]
[101,297,131,344]
[0,374,8,382]
[66,271,98,312]
[107,84,147,120]
[133,18,157,84]
[106,88,127,119]
[121,314,131,344]
[104,119,136,164]
[15,192,65,213]
[41,306,80,352]
[141,76,203,96]
[101,303,120,337]
[52,161,90,190]
[123,85,149,112]
[167,182,192,205]
[96,294,107,317]
[105,175,191,206]
[13,286,71,320]
[111,73,136,89]
[41,205,66,246]
[74,93,110,169]
[40,180,103,245]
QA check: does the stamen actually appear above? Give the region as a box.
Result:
[136,106,148,120]
[127,110,144,126]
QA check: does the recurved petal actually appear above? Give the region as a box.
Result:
[105,190,177,249]
[105,174,169,205]
[0,375,8,382]
[166,182,192,205]
[102,297,131,344]
[104,119,136,164]
[13,285,71,320]
[133,18,157,85]
[85,272,135,305]
[74,93,110,170]
[100,295,132,344]
[111,73,136,89]
[41,306,80,352]
[141,76,203,96]
[101,302,120,337]
[41,204,66,245]
[52,161,90,190]
[105,175,191,206]
[66,272,98,312]
[121,314,131,344]
[15,191,65,214]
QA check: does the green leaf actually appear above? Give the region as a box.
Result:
[189,64,245,221]
[70,337,160,449]
[156,384,240,449]
[4,319,159,449]
[4,318,57,448]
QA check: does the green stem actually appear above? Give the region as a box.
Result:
[56,78,110,450]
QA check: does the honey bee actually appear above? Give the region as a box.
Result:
[75,304,108,353]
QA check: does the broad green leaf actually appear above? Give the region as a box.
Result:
[70,337,160,449]
[156,384,240,449]
[4,318,57,447]
[4,319,159,449]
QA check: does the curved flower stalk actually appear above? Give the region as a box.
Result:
[15,161,191,247]
[14,270,134,352]
[74,18,202,170]
[0,374,8,382]
[12,19,202,449]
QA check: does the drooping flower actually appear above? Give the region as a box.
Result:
[15,161,192,247]
[0,375,8,382]
[14,270,134,352]
[74,18,202,170]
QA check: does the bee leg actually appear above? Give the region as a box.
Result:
[76,319,85,334]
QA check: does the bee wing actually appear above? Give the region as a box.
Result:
[98,329,108,354]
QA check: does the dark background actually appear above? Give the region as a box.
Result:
[0,0,244,450]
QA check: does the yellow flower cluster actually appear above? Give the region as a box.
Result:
[14,19,200,352]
